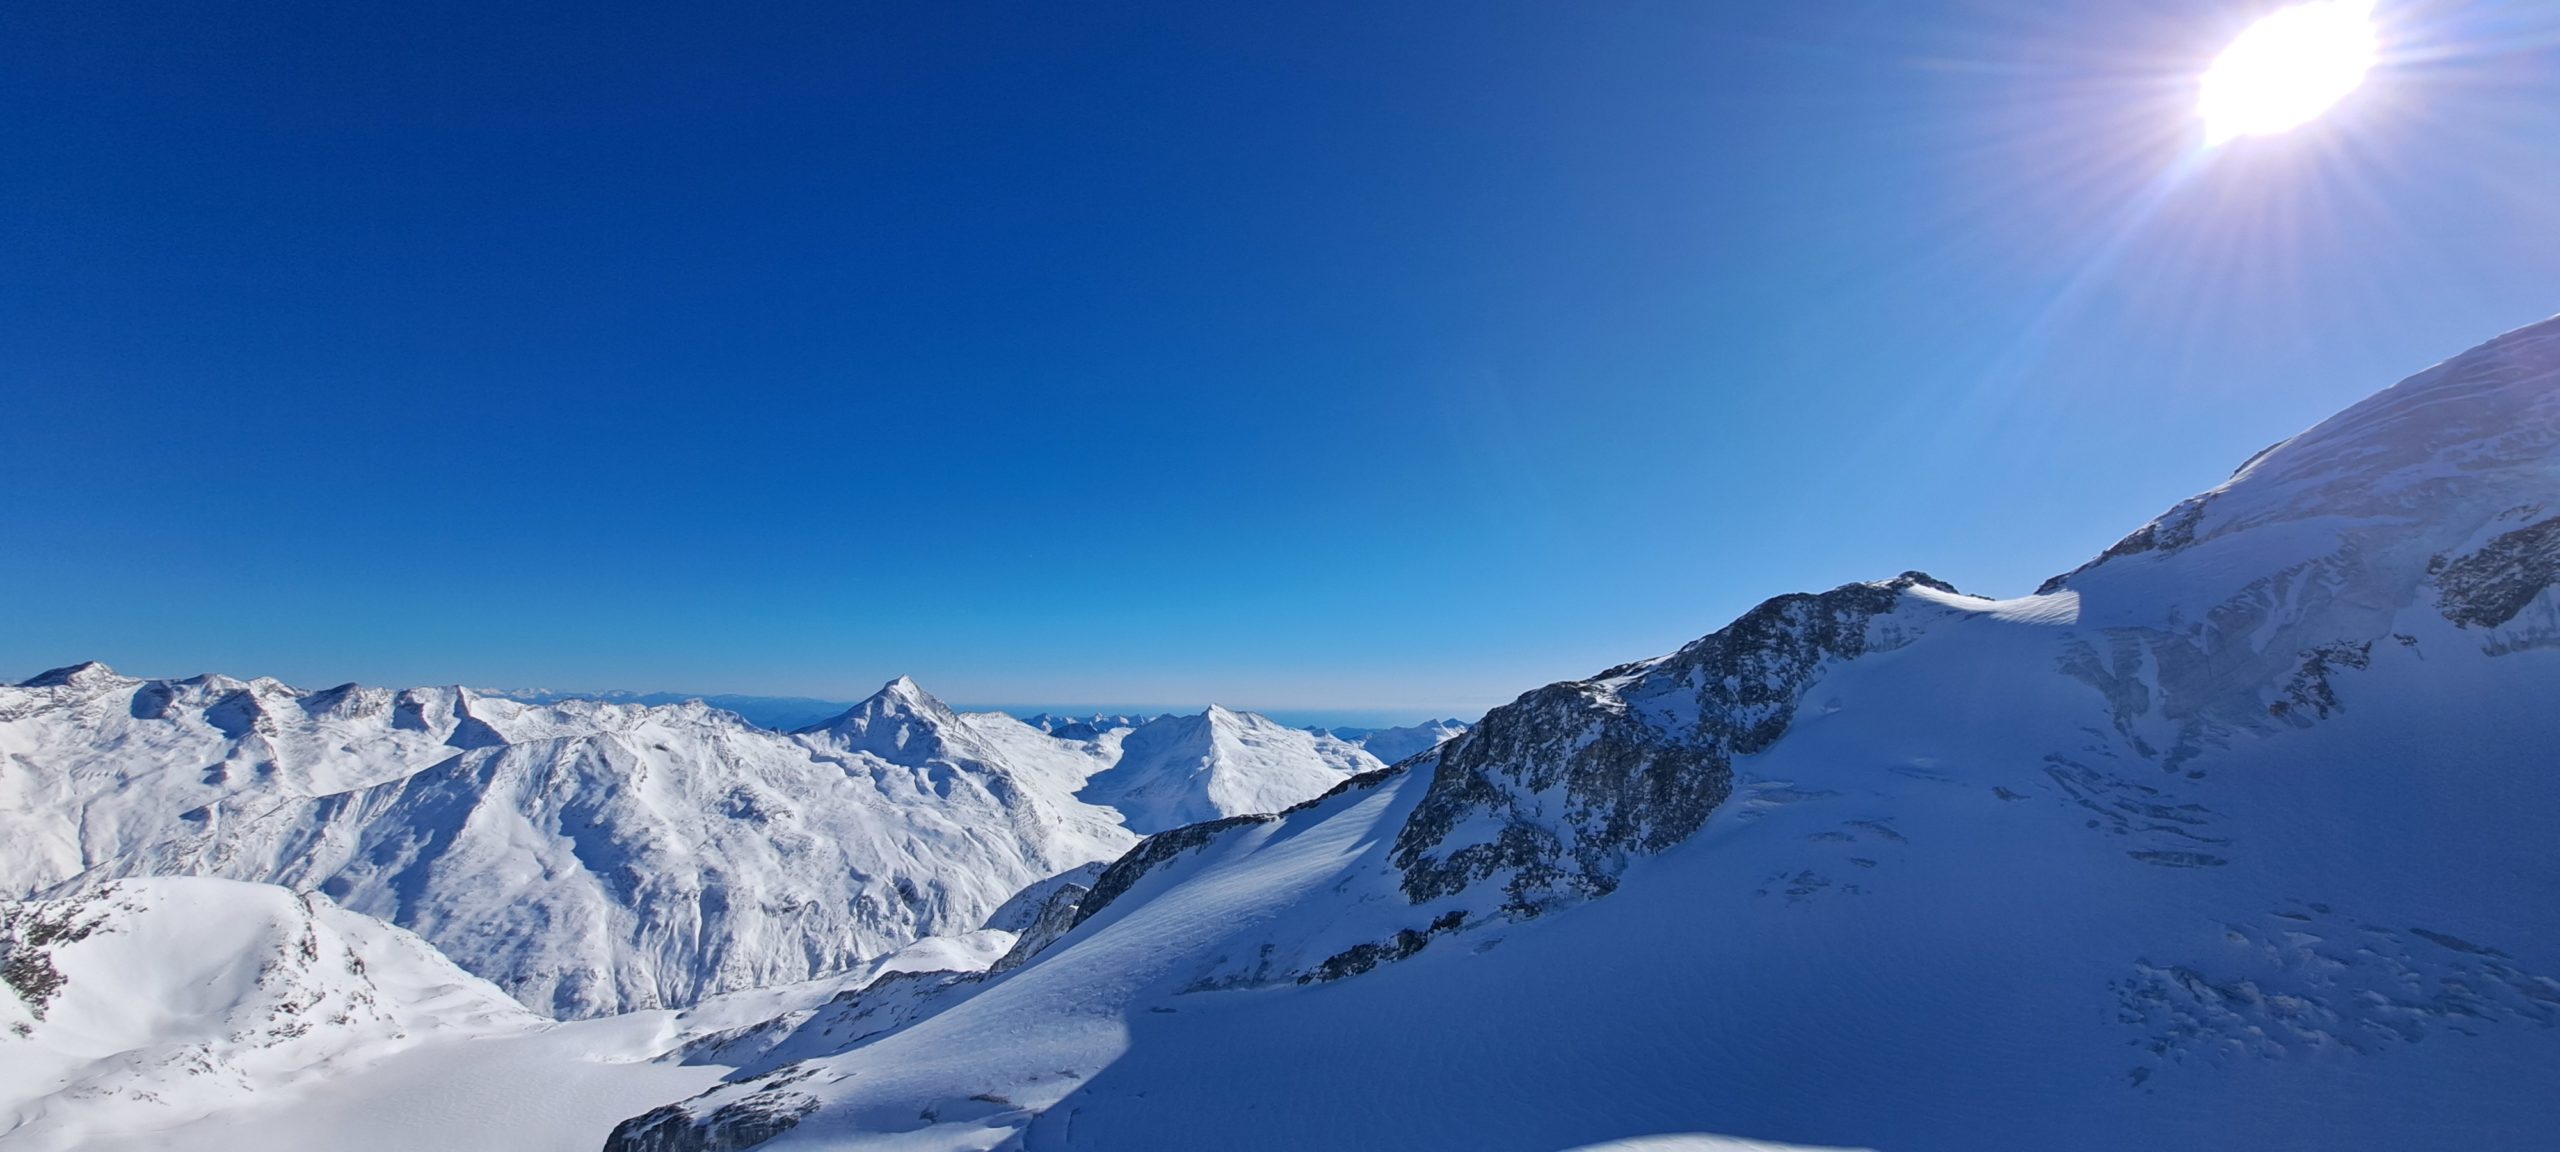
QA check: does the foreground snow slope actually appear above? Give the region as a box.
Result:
[0,675,1137,1017]
[0,879,1044,1152]
[0,878,534,1142]
[613,317,2560,1151]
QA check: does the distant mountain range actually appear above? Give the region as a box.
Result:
[473,688,862,733]
[0,669,1377,1021]
[7,315,2559,1150]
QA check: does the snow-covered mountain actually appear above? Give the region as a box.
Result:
[0,877,535,1142]
[0,674,1139,1018]
[1075,705,1384,834]
[1314,718,1472,764]
[0,876,1054,1152]
[607,317,2560,1151]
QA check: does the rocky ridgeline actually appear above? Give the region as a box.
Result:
[1391,572,1950,914]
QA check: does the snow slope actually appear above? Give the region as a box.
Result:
[1075,705,1383,834]
[611,316,2560,1151]
[0,877,1044,1152]
[0,877,534,1143]
[0,675,1138,1017]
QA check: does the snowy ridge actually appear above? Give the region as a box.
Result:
[1075,705,1383,835]
[1316,718,1472,764]
[0,674,1140,1018]
[608,315,2560,1151]
[0,877,535,1143]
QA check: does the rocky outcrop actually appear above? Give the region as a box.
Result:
[987,871,1098,975]
[603,1087,819,1152]
[1389,573,1946,915]
[2434,515,2560,629]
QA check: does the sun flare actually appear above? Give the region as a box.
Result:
[2199,0,2379,144]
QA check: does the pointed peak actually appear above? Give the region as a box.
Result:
[18,661,127,689]
[863,674,946,713]
[1202,703,1279,731]
[797,674,958,737]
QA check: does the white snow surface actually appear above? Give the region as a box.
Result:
[1075,705,1384,834]
[597,316,2560,1151]
[1318,719,1473,764]
[4,315,2557,1151]
[0,674,1139,1018]
[0,877,1040,1152]
[0,877,534,1143]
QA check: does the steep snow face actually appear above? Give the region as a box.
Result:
[613,316,2560,1151]
[1320,719,1471,764]
[0,878,534,1143]
[0,676,1138,1018]
[1076,706,1384,834]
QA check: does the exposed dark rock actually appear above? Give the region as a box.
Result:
[2433,517,2560,629]
[601,1090,819,1152]
[2038,498,2211,595]
[1298,910,1466,984]
[1390,575,1932,914]
[2271,641,2373,722]
[988,877,1092,975]
[0,949,66,1018]
[1,893,110,1020]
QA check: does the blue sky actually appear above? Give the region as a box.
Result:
[6,0,2556,720]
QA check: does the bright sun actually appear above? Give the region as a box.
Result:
[2199,0,2379,144]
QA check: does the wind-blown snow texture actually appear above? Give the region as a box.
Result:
[609,317,2560,1152]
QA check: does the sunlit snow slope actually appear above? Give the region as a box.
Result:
[1076,705,1382,834]
[0,877,1047,1152]
[0,878,533,1141]
[614,317,2560,1152]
